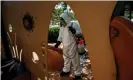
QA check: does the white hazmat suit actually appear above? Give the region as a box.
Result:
[57,12,82,76]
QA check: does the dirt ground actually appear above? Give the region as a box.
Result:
[45,43,93,80]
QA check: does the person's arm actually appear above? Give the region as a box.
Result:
[68,23,76,34]
[54,27,62,48]
[54,41,61,48]
[72,22,82,35]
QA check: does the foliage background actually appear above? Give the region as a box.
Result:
[48,2,78,43]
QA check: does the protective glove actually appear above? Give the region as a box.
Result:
[54,41,61,48]
[68,27,76,34]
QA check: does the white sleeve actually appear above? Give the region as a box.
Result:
[72,22,82,35]
[57,27,63,42]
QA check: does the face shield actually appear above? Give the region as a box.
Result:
[60,17,67,27]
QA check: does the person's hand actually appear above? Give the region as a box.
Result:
[54,41,61,48]
[54,44,59,48]
[68,27,76,34]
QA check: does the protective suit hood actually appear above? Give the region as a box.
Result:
[60,12,71,24]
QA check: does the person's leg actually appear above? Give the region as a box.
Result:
[69,43,82,77]
[60,47,71,76]
[62,55,71,72]
[71,51,82,80]
[72,52,82,76]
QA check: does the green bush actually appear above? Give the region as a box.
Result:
[48,27,60,43]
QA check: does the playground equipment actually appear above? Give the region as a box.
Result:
[1,1,133,80]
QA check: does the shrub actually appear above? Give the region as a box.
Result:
[48,27,60,43]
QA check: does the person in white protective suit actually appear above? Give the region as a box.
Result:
[54,12,82,79]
